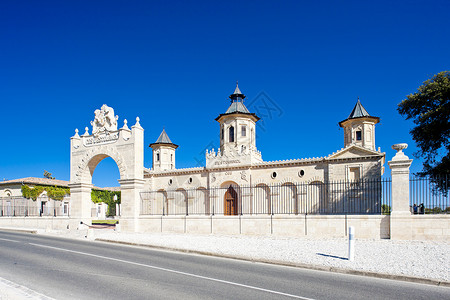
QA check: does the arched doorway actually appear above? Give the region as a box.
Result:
[224,185,238,215]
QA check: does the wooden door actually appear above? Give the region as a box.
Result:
[224,186,238,215]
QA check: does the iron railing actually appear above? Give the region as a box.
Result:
[410,175,449,214]
[0,197,70,217]
[140,179,392,216]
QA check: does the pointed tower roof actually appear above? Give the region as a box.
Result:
[216,82,259,122]
[149,129,178,149]
[229,81,245,101]
[348,99,370,119]
[339,98,379,127]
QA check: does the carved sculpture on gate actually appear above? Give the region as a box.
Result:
[91,104,119,136]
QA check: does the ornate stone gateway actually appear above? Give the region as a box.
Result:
[69,105,144,231]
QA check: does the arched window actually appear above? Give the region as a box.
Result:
[156,153,160,161]
[229,126,235,143]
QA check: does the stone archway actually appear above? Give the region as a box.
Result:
[69,104,144,231]
[220,181,240,216]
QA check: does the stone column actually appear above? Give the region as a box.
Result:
[68,182,93,228]
[388,143,413,240]
[118,178,145,232]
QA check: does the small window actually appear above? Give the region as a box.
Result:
[271,172,277,179]
[156,153,160,161]
[298,170,305,177]
[171,154,173,162]
[349,167,360,181]
[169,179,173,185]
[188,177,193,184]
[229,126,235,143]
[221,127,224,140]
[241,126,246,137]
[356,131,362,141]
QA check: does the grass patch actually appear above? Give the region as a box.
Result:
[92,220,119,225]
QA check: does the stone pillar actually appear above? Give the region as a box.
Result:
[388,143,413,240]
[68,182,93,228]
[119,178,145,232]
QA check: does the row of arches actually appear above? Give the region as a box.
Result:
[141,181,327,216]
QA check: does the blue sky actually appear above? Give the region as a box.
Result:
[1,0,449,187]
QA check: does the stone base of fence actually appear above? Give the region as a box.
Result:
[134,215,391,239]
[1,214,447,241]
[390,214,449,241]
[0,217,70,231]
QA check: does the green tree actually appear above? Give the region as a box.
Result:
[43,170,54,179]
[398,71,450,191]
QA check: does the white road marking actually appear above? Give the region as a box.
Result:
[0,238,20,243]
[29,242,315,300]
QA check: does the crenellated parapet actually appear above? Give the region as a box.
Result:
[205,146,262,168]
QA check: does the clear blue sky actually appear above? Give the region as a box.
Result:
[1,0,449,187]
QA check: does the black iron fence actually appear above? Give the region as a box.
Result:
[410,175,449,214]
[140,179,392,216]
[0,197,70,217]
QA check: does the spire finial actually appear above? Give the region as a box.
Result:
[230,81,245,102]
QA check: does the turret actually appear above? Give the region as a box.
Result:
[207,82,263,167]
[215,82,260,155]
[339,99,380,151]
[149,129,178,171]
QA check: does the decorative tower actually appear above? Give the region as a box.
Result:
[149,129,178,171]
[338,99,380,151]
[206,82,262,167]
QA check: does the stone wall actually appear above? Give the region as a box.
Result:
[0,217,70,230]
[410,215,450,241]
[135,214,390,239]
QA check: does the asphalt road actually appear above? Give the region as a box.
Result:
[0,231,448,300]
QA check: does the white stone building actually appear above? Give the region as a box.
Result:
[0,177,70,217]
[142,84,385,216]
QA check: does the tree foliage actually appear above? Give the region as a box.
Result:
[43,170,54,179]
[91,189,121,217]
[398,71,450,190]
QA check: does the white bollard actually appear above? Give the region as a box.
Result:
[348,226,355,261]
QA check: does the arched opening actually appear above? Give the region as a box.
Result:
[3,189,12,197]
[169,188,187,215]
[254,184,270,214]
[229,126,235,143]
[92,156,120,188]
[280,182,298,215]
[90,156,121,219]
[196,187,209,215]
[156,189,167,215]
[221,181,240,216]
[308,181,326,213]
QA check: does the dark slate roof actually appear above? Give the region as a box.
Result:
[339,99,379,126]
[149,129,178,148]
[348,99,370,119]
[155,129,172,144]
[225,101,251,114]
[216,83,260,121]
